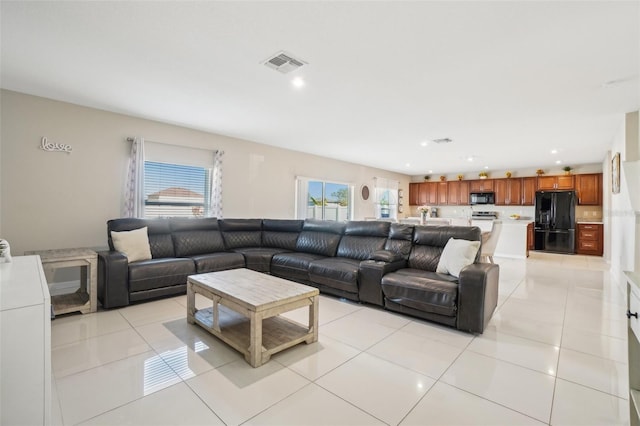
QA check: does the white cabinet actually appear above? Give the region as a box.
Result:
[627,271,640,426]
[1,256,51,425]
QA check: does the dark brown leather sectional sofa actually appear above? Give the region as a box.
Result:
[98,218,499,333]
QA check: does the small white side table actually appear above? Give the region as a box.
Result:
[24,248,97,315]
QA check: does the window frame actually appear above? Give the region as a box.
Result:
[143,160,213,219]
[295,177,354,221]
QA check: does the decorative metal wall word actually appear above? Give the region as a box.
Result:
[40,137,72,153]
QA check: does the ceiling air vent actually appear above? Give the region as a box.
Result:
[263,51,307,74]
[432,138,453,144]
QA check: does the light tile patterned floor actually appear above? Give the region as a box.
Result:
[50,253,629,425]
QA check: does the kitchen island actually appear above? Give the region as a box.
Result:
[402,215,531,260]
[494,219,532,259]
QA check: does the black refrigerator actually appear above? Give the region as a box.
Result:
[534,190,576,254]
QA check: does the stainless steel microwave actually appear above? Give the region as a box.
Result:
[469,192,495,205]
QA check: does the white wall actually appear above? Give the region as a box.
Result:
[0,90,410,255]
[606,111,639,283]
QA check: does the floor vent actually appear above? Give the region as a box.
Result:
[263,51,307,74]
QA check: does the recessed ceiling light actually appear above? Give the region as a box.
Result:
[291,77,305,88]
[556,160,562,164]
[467,156,474,162]
[420,141,428,147]
[484,166,489,169]
[428,170,433,173]
[405,163,411,167]
[551,149,558,154]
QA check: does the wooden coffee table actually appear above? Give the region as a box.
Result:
[187,268,319,367]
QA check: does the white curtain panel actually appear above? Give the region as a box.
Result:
[208,150,224,218]
[294,177,311,219]
[122,137,145,218]
[374,177,399,220]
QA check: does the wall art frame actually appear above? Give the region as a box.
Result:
[612,152,620,194]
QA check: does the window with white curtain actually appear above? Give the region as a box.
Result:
[143,142,220,219]
[374,177,399,220]
[295,177,354,221]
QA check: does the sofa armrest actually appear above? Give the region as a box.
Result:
[358,259,406,306]
[97,250,130,309]
[456,262,499,334]
[369,250,404,263]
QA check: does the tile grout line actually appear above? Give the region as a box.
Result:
[547,275,571,425]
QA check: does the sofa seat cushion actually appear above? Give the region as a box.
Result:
[308,257,361,293]
[381,269,458,317]
[271,252,327,282]
[191,252,246,273]
[391,268,459,282]
[128,258,195,293]
[233,247,291,273]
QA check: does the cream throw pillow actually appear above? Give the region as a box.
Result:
[111,227,152,263]
[436,237,480,278]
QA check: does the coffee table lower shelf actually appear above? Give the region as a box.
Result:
[193,306,314,366]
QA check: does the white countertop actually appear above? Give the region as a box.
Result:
[0,255,50,311]
[501,219,533,226]
[576,221,603,224]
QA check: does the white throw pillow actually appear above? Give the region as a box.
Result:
[436,237,480,278]
[111,227,152,263]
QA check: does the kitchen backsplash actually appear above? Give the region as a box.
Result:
[414,205,536,221]
[575,205,603,221]
[408,205,602,222]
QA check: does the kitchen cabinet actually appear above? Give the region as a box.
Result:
[575,173,602,205]
[576,223,603,256]
[495,178,522,205]
[537,175,574,190]
[408,182,437,205]
[437,182,448,205]
[411,173,602,207]
[522,177,537,205]
[424,182,438,205]
[409,183,420,205]
[447,180,470,205]
[469,179,494,192]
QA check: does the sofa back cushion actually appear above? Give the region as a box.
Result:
[408,226,481,272]
[295,219,345,256]
[336,221,389,260]
[262,219,303,250]
[107,218,175,258]
[384,223,415,259]
[169,218,226,257]
[219,219,263,249]
[110,227,152,263]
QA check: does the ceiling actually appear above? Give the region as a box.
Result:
[1,1,638,176]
